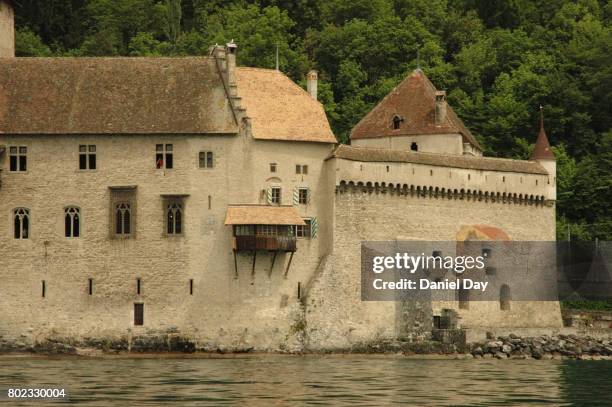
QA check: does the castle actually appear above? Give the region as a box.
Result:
[0,0,561,352]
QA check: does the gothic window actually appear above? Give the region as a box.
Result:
[156,144,173,169]
[79,145,97,170]
[199,151,213,168]
[65,207,80,238]
[115,203,132,235]
[9,146,27,172]
[13,208,30,239]
[166,202,183,235]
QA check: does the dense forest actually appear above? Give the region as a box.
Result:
[12,0,611,241]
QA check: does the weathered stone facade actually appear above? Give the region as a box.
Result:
[0,1,13,58]
[0,5,561,352]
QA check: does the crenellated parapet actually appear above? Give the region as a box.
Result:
[336,180,550,207]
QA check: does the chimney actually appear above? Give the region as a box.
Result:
[435,91,446,125]
[307,70,318,101]
[0,0,15,57]
[225,40,237,87]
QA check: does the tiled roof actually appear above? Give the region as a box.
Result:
[351,69,481,150]
[224,205,306,225]
[328,145,549,175]
[531,114,555,160]
[235,67,337,143]
[0,57,238,134]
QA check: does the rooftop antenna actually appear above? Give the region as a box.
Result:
[275,43,279,71]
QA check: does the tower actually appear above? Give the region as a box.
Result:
[531,107,556,199]
[0,0,14,58]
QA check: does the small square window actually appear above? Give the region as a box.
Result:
[270,163,277,173]
[296,164,301,174]
[199,151,214,168]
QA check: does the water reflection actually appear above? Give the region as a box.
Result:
[0,356,610,406]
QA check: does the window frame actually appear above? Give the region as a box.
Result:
[269,163,277,173]
[294,218,312,239]
[64,206,81,238]
[270,186,282,205]
[78,145,97,170]
[198,151,214,169]
[156,144,173,170]
[13,207,30,239]
[164,200,185,237]
[9,146,28,172]
[298,187,309,205]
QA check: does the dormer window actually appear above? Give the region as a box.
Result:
[392,115,403,130]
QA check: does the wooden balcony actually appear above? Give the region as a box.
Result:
[233,235,297,252]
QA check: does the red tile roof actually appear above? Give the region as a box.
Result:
[351,69,481,151]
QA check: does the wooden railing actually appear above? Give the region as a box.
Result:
[233,235,297,252]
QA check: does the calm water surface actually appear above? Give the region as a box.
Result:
[0,356,611,406]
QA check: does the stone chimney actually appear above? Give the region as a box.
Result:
[307,70,318,101]
[434,91,446,125]
[0,0,15,57]
[225,40,237,87]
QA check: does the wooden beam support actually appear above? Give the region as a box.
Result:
[284,251,294,278]
[252,250,257,276]
[233,250,238,279]
[269,251,278,275]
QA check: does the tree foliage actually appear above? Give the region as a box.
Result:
[12,0,611,240]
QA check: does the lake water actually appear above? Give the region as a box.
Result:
[0,356,611,406]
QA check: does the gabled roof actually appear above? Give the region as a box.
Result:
[235,67,337,143]
[328,145,548,175]
[531,110,555,160]
[0,57,238,134]
[225,205,306,225]
[351,69,481,151]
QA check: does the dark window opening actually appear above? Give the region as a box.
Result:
[208,195,212,210]
[134,303,144,326]
[88,278,93,295]
[65,207,80,237]
[166,202,183,235]
[432,250,442,258]
[156,144,173,169]
[189,279,193,295]
[13,208,30,239]
[411,142,418,151]
[297,282,301,300]
[9,146,27,172]
[500,285,511,311]
[298,188,309,205]
[482,248,492,258]
[295,219,312,238]
[296,164,308,175]
[199,151,214,168]
[393,115,403,130]
[42,280,46,298]
[79,145,96,170]
[270,163,277,173]
[433,315,441,329]
[115,203,131,235]
[136,278,141,295]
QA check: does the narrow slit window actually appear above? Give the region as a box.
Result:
[88,278,93,295]
[13,208,30,239]
[65,207,80,238]
[189,279,194,295]
[136,278,141,295]
[9,146,27,172]
[134,303,144,326]
[42,280,46,298]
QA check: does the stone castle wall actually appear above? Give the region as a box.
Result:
[0,1,14,58]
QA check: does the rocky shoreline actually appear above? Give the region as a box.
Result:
[1,333,611,360]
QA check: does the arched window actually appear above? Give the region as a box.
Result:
[167,203,183,235]
[14,208,30,239]
[392,115,403,130]
[65,207,80,237]
[500,284,511,311]
[115,203,131,235]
